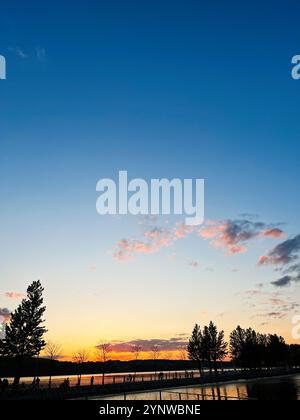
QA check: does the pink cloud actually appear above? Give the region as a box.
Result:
[113,249,134,262]
[113,217,284,262]
[198,225,222,239]
[4,292,25,300]
[114,229,173,261]
[199,219,284,256]
[258,255,270,265]
[261,228,285,239]
[173,223,193,238]
[258,254,284,266]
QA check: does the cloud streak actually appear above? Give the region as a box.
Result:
[110,337,188,353]
[4,292,25,300]
[242,287,299,319]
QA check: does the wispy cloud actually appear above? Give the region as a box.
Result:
[35,47,46,62]
[4,292,25,300]
[9,47,29,60]
[113,222,190,261]
[113,216,284,262]
[114,229,173,261]
[9,46,46,61]
[189,260,200,268]
[242,288,299,320]
[198,219,284,255]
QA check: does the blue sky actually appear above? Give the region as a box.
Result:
[0,1,300,357]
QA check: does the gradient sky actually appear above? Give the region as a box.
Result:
[1,0,300,360]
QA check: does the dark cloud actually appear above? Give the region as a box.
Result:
[265,312,286,319]
[259,234,300,266]
[271,276,293,287]
[199,219,284,255]
[259,234,300,287]
[110,338,188,353]
[0,307,11,322]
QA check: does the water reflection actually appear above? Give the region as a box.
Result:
[94,374,300,400]
[246,376,300,400]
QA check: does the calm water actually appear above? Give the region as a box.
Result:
[92,374,300,400]
[6,369,202,388]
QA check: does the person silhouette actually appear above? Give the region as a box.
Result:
[2,378,8,392]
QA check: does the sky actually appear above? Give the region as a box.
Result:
[0,0,300,360]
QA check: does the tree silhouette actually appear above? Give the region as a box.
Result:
[230,326,288,368]
[95,342,111,385]
[131,344,142,375]
[44,341,62,388]
[0,280,47,384]
[72,349,89,386]
[204,321,227,373]
[150,345,161,375]
[266,334,287,366]
[230,325,246,365]
[187,324,204,374]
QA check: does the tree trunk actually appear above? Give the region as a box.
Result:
[13,356,23,385]
[198,361,202,376]
[208,360,212,374]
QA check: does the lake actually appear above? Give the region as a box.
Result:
[92,374,300,400]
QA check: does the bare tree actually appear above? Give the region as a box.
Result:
[95,342,111,385]
[131,344,142,375]
[178,345,187,361]
[44,341,62,388]
[131,344,142,361]
[72,349,89,386]
[151,345,161,375]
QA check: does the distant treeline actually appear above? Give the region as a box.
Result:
[0,358,203,378]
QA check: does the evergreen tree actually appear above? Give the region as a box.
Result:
[230,325,248,367]
[230,326,288,368]
[207,321,227,372]
[266,334,287,366]
[187,323,204,374]
[202,321,227,373]
[0,280,47,384]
